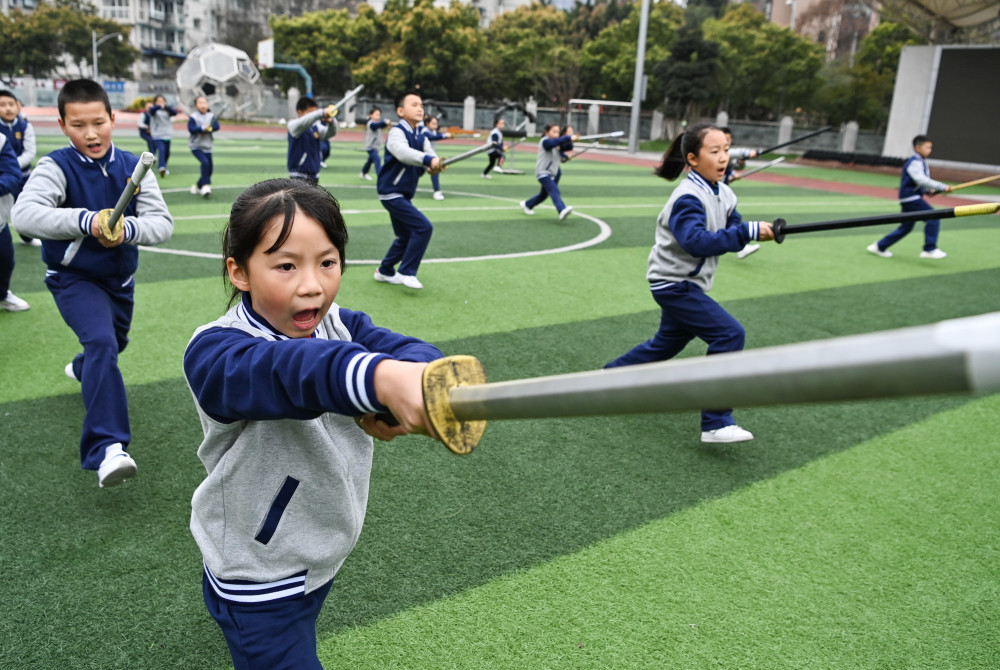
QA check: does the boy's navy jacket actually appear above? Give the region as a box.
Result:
[377,120,435,200]
[11,145,173,280]
[899,153,947,203]
[0,115,34,177]
[0,134,21,222]
[287,108,337,180]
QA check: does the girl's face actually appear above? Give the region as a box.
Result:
[427,117,438,130]
[687,129,730,184]
[195,97,209,113]
[545,125,560,139]
[227,208,343,338]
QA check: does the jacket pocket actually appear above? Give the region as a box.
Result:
[254,476,300,545]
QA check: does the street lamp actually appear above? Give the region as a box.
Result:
[92,29,123,81]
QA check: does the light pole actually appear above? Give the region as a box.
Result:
[92,30,123,81]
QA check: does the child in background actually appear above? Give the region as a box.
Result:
[149,94,179,177]
[187,95,220,197]
[867,134,952,260]
[519,123,577,220]
[184,178,442,670]
[360,106,388,181]
[287,96,337,186]
[137,101,156,155]
[605,122,773,444]
[482,117,506,178]
[373,90,442,290]
[0,127,29,311]
[421,115,451,200]
[0,90,40,247]
[720,127,760,259]
[11,79,174,486]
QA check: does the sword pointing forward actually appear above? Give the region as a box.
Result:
[440,142,494,168]
[420,312,1000,454]
[325,84,364,118]
[102,151,154,241]
[577,130,624,142]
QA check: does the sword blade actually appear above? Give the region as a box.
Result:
[447,313,1000,422]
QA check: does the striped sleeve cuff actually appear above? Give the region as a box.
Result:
[122,217,138,242]
[344,352,390,415]
[79,211,95,236]
[747,220,761,241]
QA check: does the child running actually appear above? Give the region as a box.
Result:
[867,134,952,259]
[11,79,174,485]
[373,90,442,290]
[183,178,442,670]
[605,122,773,444]
[1,125,29,311]
[481,117,505,178]
[421,115,451,200]
[137,101,156,154]
[519,123,578,220]
[148,94,179,177]
[0,90,40,247]
[187,95,220,197]
[360,106,388,181]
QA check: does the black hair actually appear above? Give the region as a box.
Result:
[720,126,732,136]
[0,90,17,101]
[57,79,112,119]
[543,123,559,134]
[425,115,438,125]
[369,105,381,115]
[913,134,932,147]
[560,125,573,136]
[654,122,720,181]
[296,96,318,113]
[223,179,349,306]
[394,89,421,110]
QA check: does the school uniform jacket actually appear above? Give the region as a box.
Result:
[0,115,36,178]
[184,295,443,600]
[10,145,173,281]
[287,109,337,180]
[377,120,435,201]
[188,111,220,152]
[535,135,573,179]
[365,118,388,151]
[0,134,21,224]
[647,171,761,293]
[488,127,505,157]
[149,104,179,140]
[899,153,947,203]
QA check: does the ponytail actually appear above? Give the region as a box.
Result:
[654,122,720,181]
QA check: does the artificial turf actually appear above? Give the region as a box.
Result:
[1,133,997,669]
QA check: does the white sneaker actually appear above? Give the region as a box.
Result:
[493,166,504,174]
[189,184,199,195]
[1,290,29,312]
[920,248,947,259]
[200,184,212,197]
[360,172,372,181]
[397,274,424,289]
[22,238,42,247]
[737,243,760,259]
[701,425,754,443]
[519,201,534,215]
[867,242,892,258]
[373,270,403,285]
[558,206,574,221]
[481,173,492,179]
[320,161,328,168]
[97,443,136,488]
[433,191,445,201]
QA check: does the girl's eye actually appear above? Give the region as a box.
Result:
[277,263,294,271]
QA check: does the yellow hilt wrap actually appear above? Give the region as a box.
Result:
[953,202,1000,217]
[423,355,488,455]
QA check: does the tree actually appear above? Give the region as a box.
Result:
[655,22,720,120]
[703,4,824,119]
[271,8,367,94]
[579,0,683,104]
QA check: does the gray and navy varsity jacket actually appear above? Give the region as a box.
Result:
[647,171,761,293]
[184,294,442,601]
[11,145,173,280]
[535,134,573,179]
[377,120,436,201]
[287,109,338,181]
[899,153,947,203]
[0,134,21,225]
[188,110,220,152]
[365,118,388,151]
[149,104,179,140]
[0,114,35,179]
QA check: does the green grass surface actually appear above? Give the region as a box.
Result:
[2,134,998,669]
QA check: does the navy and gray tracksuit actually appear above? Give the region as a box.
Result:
[184,294,442,670]
[362,117,388,176]
[875,152,949,252]
[421,125,449,192]
[376,120,437,278]
[483,125,505,175]
[606,170,764,431]
[287,109,337,184]
[11,144,173,468]
[1,114,37,242]
[188,110,220,188]
[149,103,179,171]
[137,109,155,153]
[524,134,574,215]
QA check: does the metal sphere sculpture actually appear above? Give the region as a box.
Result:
[176,42,263,119]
